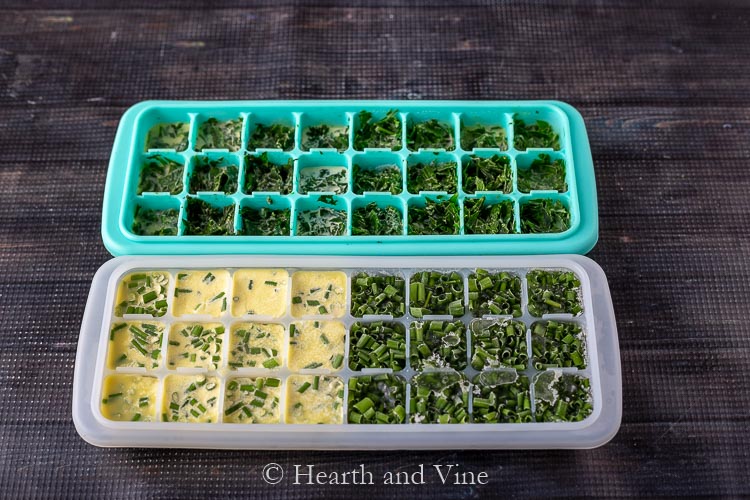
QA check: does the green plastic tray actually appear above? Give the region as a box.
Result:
[102,100,598,255]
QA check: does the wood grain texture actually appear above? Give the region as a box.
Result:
[0,0,749,497]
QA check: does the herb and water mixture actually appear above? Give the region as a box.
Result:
[102,266,592,425]
[134,109,571,237]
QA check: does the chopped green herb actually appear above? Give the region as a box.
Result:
[302,124,348,151]
[409,270,465,317]
[407,160,458,193]
[520,199,570,233]
[240,206,291,236]
[517,154,567,192]
[526,269,582,317]
[183,198,235,236]
[145,122,189,151]
[349,321,406,370]
[469,319,527,370]
[461,155,512,193]
[460,123,507,150]
[468,269,522,317]
[249,123,294,150]
[352,203,403,236]
[350,272,406,317]
[132,206,179,236]
[299,167,348,194]
[189,156,238,194]
[138,155,184,194]
[410,370,469,424]
[353,109,401,150]
[534,372,592,422]
[407,119,454,150]
[296,207,347,236]
[410,320,467,370]
[532,320,586,369]
[513,119,560,150]
[463,197,515,235]
[352,164,402,194]
[348,374,406,424]
[195,118,242,152]
[408,195,460,235]
[243,153,293,194]
[472,371,531,424]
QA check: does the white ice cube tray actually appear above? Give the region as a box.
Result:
[73,254,621,449]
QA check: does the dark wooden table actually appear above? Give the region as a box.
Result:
[1,0,748,497]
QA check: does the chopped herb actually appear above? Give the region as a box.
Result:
[240,206,291,236]
[526,269,582,317]
[460,123,507,150]
[302,124,348,151]
[189,157,238,194]
[410,370,469,424]
[137,155,184,194]
[469,319,527,370]
[520,199,570,233]
[299,167,348,194]
[463,197,515,235]
[534,372,592,422]
[513,119,560,150]
[145,122,189,151]
[517,154,567,192]
[195,118,242,152]
[410,320,467,370]
[353,109,401,150]
[350,272,406,317]
[249,123,294,150]
[352,203,403,236]
[243,153,293,194]
[132,206,179,236]
[468,269,522,317]
[348,374,406,424]
[462,155,512,193]
[352,164,402,194]
[408,195,460,235]
[407,119,454,150]
[349,321,406,371]
[407,160,458,193]
[409,270,465,317]
[303,362,323,370]
[472,371,531,424]
[532,320,586,369]
[296,207,347,236]
[183,198,235,236]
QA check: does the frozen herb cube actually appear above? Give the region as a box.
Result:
[409,270,465,317]
[350,272,406,318]
[162,374,220,423]
[138,155,184,194]
[145,122,189,151]
[296,207,347,236]
[472,371,531,423]
[517,154,567,192]
[244,153,293,194]
[249,123,294,150]
[107,321,164,369]
[461,123,507,150]
[532,320,586,369]
[410,320,467,370]
[189,157,238,194]
[195,118,242,151]
[299,167,348,194]
[302,124,348,151]
[527,269,582,317]
[354,110,401,150]
[463,197,515,235]
[348,374,406,424]
[349,321,406,371]
[228,323,284,370]
[462,155,512,194]
[468,269,522,317]
[114,271,170,317]
[513,119,560,150]
[469,319,527,370]
[240,206,291,236]
[352,164,402,194]
[410,370,469,424]
[183,198,235,236]
[352,203,403,236]
[407,119,454,150]
[167,322,224,370]
[520,199,570,233]
[407,160,457,193]
[534,372,592,422]
[132,207,179,236]
[408,195,460,235]
[224,377,282,424]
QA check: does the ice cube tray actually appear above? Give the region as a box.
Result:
[72,255,621,449]
[102,100,598,256]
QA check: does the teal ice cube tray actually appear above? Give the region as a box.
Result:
[102,100,598,256]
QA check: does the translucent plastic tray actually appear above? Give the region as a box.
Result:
[102,100,598,256]
[73,255,620,449]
